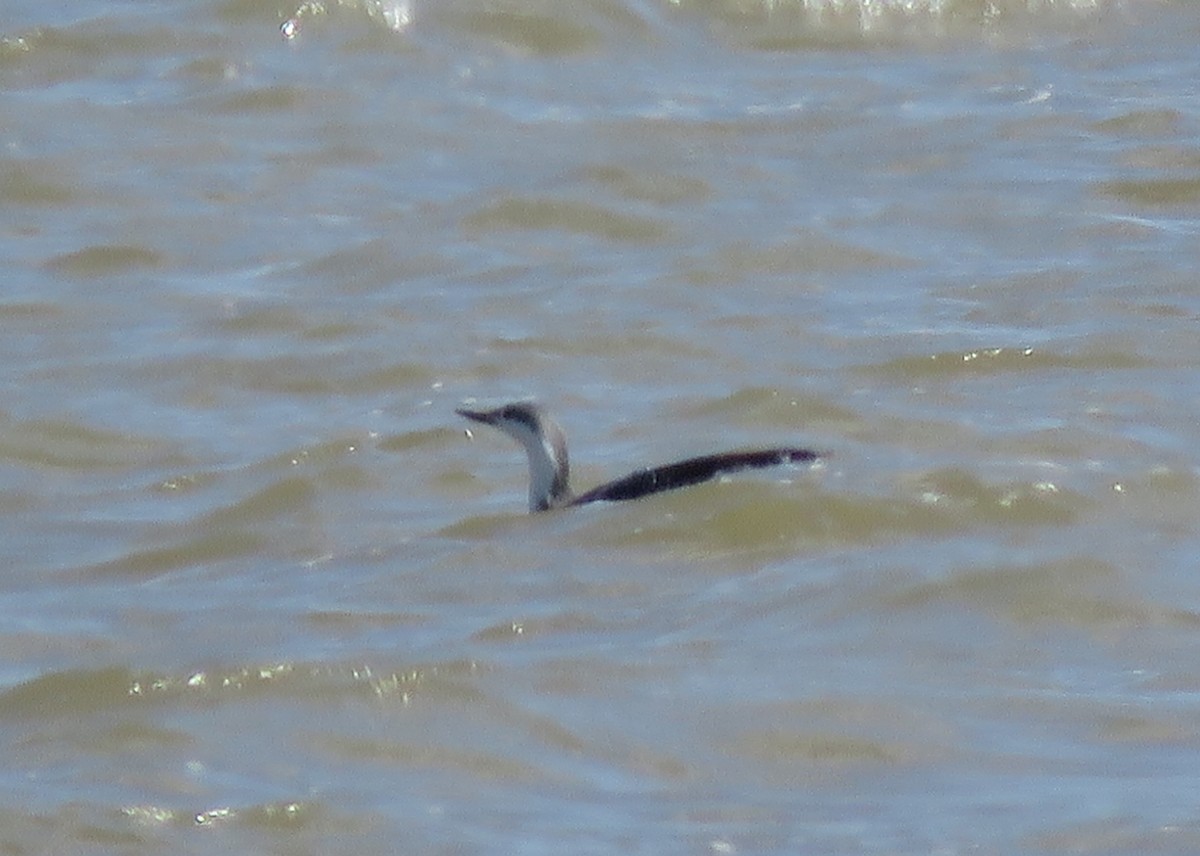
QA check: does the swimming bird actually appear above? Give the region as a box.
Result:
[456,401,821,512]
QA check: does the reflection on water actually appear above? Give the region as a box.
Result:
[2,0,1200,851]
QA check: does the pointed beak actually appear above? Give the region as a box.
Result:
[455,407,496,426]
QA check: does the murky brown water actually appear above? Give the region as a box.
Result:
[3,0,1199,851]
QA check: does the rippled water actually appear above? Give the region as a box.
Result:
[3,0,1200,851]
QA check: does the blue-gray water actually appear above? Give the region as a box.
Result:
[3,0,1200,852]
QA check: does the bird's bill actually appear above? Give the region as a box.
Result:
[455,407,497,425]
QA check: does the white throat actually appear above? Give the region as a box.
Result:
[523,432,565,512]
[490,411,571,512]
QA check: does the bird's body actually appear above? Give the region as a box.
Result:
[456,401,820,513]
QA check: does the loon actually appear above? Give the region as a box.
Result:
[456,401,821,512]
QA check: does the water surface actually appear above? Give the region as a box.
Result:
[2,0,1200,852]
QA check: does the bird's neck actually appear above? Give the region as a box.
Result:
[519,424,572,511]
